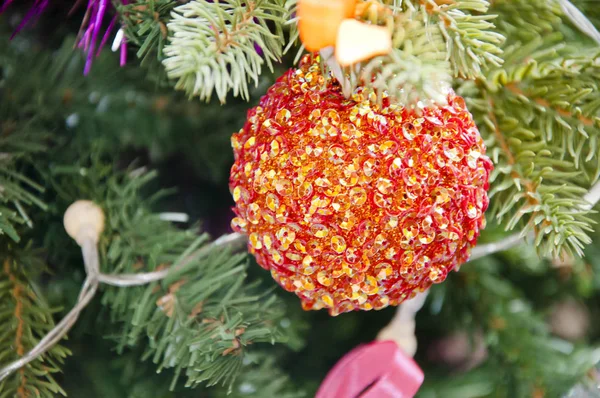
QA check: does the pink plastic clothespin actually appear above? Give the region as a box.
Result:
[316,340,424,398]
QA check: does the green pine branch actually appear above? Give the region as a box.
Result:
[487,299,600,396]
[360,0,504,105]
[215,354,305,398]
[0,130,47,242]
[283,0,299,55]
[0,31,299,392]
[162,0,288,103]
[424,257,600,397]
[105,237,291,391]
[469,86,596,258]
[361,9,452,105]
[119,0,176,66]
[44,159,297,392]
[0,257,70,398]
[2,30,249,183]
[0,40,50,241]
[418,0,505,79]
[488,0,563,43]
[97,173,293,390]
[461,2,600,259]
[0,31,300,394]
[58,336,304,398]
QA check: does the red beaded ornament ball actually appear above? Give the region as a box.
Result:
[229,56,492,316]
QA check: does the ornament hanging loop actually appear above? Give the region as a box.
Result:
[320,47,353,98]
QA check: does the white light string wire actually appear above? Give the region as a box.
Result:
[0,238,99,382]
[2,179,599,380]
[0,200,246,383]
[2,175,599,382]
[377,179,600,354]
[557,0,600,45]
[98,232,245,287]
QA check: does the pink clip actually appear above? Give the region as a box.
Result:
[316,340,424,398]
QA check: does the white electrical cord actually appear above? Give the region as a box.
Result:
[0,201,245,383]
[2,177,599,379]
[379,179,600,356]
[377,291,429,356]
[557,0,600,45]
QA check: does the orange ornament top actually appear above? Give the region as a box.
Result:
[298,0,356,52]
[229,56,492,315]
[298,0,392,66]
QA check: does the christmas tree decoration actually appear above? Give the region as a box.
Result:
[297,0,356,52]
[316,340,423,398]
[335,19,392,67]
[297,0,392,67]
[229,55,493,315]
[0,200,107,383]
[63,200,106,245]
[76,0,127,75]
[0,0,126,74]
[377,291,428,357]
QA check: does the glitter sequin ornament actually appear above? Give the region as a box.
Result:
[229,56,493,316]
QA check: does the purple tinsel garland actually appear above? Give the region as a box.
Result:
[3,0,268,75]
[1,0,127,74]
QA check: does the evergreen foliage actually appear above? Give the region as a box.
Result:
[0,257,70,397]
[50,161,296,391]
[362,9,452,105]
[119,0,175,68]
[0,130,46,242]
[162,0,289,102]
[1,0,600,396]
[0,27,298,395]
[422,253,600,396]
[465,0,600,258]
[0,47,50,241]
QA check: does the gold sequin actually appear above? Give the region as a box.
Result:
[317,271,333,287]
[249,233,262,249]
[311,224,329,238]
[349,187,367,206]
[331,235,347,254]
[275,179,293,196]
[231,217,247,232]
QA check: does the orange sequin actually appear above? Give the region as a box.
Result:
[229,56,492,316]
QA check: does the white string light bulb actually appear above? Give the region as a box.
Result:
[64,200,105,245]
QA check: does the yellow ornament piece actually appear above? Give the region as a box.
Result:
[335,19,392,66]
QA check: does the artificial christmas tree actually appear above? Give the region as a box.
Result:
[1,0,600,397]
